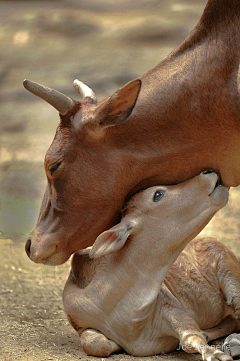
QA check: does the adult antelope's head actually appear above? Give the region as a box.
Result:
[24,78,143,265]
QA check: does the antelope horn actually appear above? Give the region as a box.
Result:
[73,79,97,103]
[23,79,75,116]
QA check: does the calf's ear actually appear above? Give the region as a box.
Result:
[95,79,141,128]
[89,222,134,259]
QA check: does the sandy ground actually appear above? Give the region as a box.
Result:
[1,0,240,360]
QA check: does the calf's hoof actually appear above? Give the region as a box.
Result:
[81,329,117,357]
[223,333,240,359]
[203,346,233,361]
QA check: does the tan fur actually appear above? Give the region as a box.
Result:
[63,172,237,360]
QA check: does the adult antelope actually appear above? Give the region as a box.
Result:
[24,0,240,265]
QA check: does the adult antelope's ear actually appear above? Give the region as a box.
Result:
[96,79,141,128]
[89,220,137,259]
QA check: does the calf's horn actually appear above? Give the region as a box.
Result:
[73,79,97,103]
[23,79,75,115]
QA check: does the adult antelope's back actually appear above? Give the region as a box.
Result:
[24,0,240,265]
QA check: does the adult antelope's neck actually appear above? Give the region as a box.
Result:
[200,0,240,32]
[175,0,240,57]
[130,0,240,188]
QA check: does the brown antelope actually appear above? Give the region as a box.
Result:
[63,171,240,360]
[24,0,240,266]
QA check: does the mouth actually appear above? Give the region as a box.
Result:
[208,175,229,196]
[40,245,58,264]
[208,175,221,196]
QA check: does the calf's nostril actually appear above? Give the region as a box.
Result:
[202,169,214,174]
[25,239,31,258]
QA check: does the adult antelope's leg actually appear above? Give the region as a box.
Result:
[80,328,122,357]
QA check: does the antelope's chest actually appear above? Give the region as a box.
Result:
[93,293,179,356]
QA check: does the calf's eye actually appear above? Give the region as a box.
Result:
[153,189,165,202]
[50,162,61,175]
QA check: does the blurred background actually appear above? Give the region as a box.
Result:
[1,1,240,360]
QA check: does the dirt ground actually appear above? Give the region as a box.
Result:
[1,0,240,360]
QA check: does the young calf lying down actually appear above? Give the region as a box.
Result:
[63,171,240,361]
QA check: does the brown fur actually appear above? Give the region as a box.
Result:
[26,0,240,264]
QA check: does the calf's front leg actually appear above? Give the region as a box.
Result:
[80,328,122,357]
[166,305,233,361]
[181,331,233,361]
[63,279,122,357]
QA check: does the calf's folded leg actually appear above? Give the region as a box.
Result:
[80,328,122,357]
[203,318,240,358]
[203,317,240,342]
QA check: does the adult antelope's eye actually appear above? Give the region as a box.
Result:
[50,162,61,175]
[153,189,165,202]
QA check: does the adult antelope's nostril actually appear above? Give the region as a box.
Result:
[203,169,214,174]
[25,239,31,258]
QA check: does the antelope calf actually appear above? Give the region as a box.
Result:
[63,171,239,360]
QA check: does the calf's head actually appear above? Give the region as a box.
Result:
[89,170,229,259]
